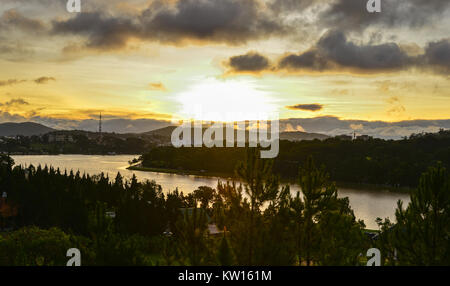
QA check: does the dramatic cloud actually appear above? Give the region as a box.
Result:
[321,0,450,32]
[51,0,286,50]
[286,104,323,112]
[226,52,271,73]
[0,0,448,130]
[279,50,332,71]
[421,39,450,73]
[229,31,449,75]
[139,0,284,45]
[52,12,138,50]
[279,30,412,73]
[34,77,56,84]
[316,30,412,71]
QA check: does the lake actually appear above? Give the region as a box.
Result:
[12,154,410,229]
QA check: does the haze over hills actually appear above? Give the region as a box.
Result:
[0,121,330,143]
[4,117,448,139]
[145,126,330,142]
[280,131,329,141]
[8,118,448,142]
[0,122,55,137]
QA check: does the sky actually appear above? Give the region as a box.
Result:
[0,0,449,138]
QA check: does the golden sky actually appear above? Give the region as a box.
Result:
[0,0,449,133]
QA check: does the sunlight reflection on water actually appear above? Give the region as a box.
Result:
[13,154,410,229]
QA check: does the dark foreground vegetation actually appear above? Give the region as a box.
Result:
[0,151,449,266]
[139,130,450,188]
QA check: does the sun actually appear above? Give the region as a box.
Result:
[174,78,279,122]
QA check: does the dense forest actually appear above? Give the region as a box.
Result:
[138,130,450,188]
[0,151,449,266]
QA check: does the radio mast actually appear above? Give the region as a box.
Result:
[99,112,102,135]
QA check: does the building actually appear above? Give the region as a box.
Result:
[335,135,353,141]
[48,133,74,143]
[356,135,372,141]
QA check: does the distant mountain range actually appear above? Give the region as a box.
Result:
[0,122,329,142]
[0,122,55,137]
[144,126,329,142]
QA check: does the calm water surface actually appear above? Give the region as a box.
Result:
[12,155,410,229]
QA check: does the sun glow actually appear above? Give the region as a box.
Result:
[174,78,279,122]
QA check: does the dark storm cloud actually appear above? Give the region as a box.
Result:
[52,12,139,50]
[227,52,271,72]
[286,104,324,111]
[227,31,448,75]
[321,0,450,31]
[422,39,450,73]
[315,30,412,71]
[51,0,286,50]
[278,30,414,73]
[140,0,284,44]
[279,50,332,71]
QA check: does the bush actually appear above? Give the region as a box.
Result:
[0,226,94,266]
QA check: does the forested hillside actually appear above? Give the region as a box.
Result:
[139,130,450,188]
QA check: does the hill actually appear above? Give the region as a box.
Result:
[279,131,329,141]
[0,122,55,137]
[138,130,450,188]
[144,126,329,142]
[143,126,177,137]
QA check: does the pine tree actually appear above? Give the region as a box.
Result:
[174,207,211,265]
[217,232,236,266]
[379,163,450,265]
[235,148,279,265]
[297,156,338,265]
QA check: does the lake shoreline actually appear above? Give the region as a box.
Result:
[128,165,412,194]
[12,154,410,230]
